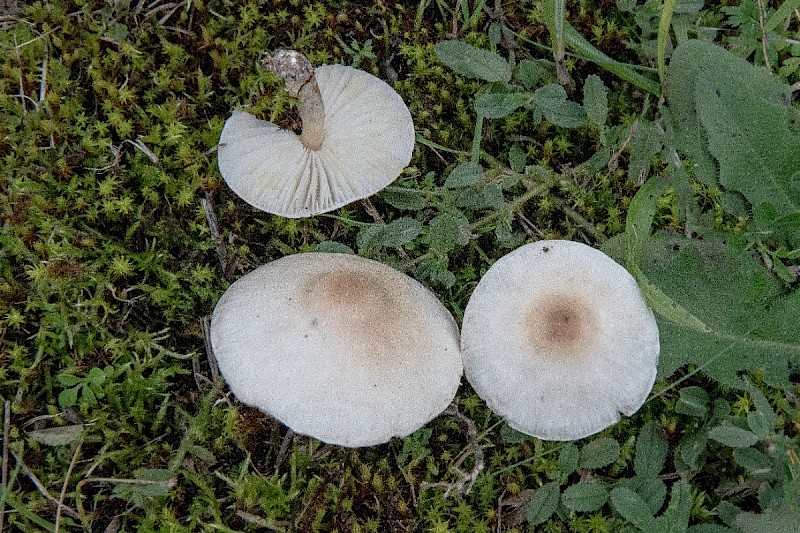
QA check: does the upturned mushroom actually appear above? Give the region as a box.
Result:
[217,50,415,218]
[460,240,659,441]
[210,252,462,447]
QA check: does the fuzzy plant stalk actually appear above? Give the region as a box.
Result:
[262,50,325,150]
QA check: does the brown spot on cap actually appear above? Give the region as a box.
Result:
[301,269,407,357]
[524,293,599,361]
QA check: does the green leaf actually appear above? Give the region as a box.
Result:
[627,120,664,183]
[661,480,692,531]
[580,438,621,469]
[499,424,531,444]
[708,425,759,448]
[444,161,484,188]
[357,217,421,252]
[736,503,800,533]
[611,487,656,529]
[315,241,355,254]
[668,40,800,244]
[637,233,800,388]
[27,425,83,446]
[746,410,772,440]
[87,366,106,385]
[397,427,432,467]
[583,74,608,127]
[677,431,707,469]
[635,420,668,477]
[57,373,82,387]
[561,483,609,512]
[623,176,710,336]
[664,60,717,187]
[527,481,561,526]
[533,84,586,128]
[427,213,472,254]
[733,447,771,473]
[559,443,580,475]
[58,386,80,408]
[474,91,531,119]
[509,144,526,173]
[113,468,176,503]
[187,444,216,463]
[657,0,677,83]
[517,59,553,89]
[688,525,735,533]
[676,386,709,418]
[743,379,777,434]
[629,475,668,514]
[434,40,512,82]
[380,187,428,210]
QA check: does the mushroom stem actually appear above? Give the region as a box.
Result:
[263,50,325,151]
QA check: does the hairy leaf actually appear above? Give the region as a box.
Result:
[527,481,560,526]
[435,40,511,82]
[639,233,799,388]
[561,483,609,512]
[580,437,621,469]
[474,91,531,119]
[667,40,800,245]
[635,420,669,477]
[708,426,760,448]
[533,84,586,128]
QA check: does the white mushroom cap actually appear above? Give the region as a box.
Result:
[210,253,462,447]
[461,240,659,441]
[217,63,415,218]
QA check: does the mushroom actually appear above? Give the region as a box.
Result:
[210,252,462,447]
[217,50,415,218]
[460,240,659,441]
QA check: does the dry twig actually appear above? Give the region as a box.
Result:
[420,405,485,497]
[202,193,228,273]
[10,451,80,520]
[54,440,82,532]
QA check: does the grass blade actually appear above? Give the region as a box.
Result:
[544,0,570,88]
[657,0,677,85]
[564,23,661,95]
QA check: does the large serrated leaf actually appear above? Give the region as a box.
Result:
[434,40,511,82]
[357,217,421,253]
[639,233,800,389]
[661,480,692,531]
[625,176,711,335]
[427,213,472,254]
[667,40,800,245]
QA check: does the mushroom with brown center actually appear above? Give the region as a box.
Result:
[210,252,462,447]
[217,50,415,218]
[460,240,660,441]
